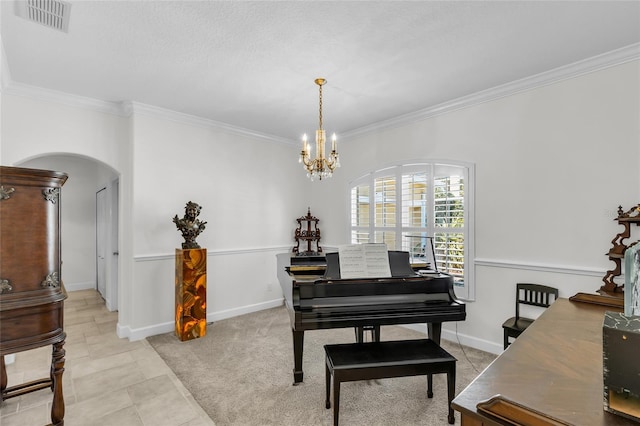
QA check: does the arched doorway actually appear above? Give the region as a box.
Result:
[17,154,120,312]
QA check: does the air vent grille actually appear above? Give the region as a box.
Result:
[15,0,71,33]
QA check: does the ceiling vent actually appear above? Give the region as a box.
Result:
[15,0,71,33]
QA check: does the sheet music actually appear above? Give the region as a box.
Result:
[338,243,391,279]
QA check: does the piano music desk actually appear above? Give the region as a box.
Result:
[324,339,457,426]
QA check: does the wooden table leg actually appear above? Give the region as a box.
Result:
[50,339,65,426]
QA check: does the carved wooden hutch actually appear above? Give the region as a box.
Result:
[293,208,322,256]
[0,166,68,425]
[602,204,640,294]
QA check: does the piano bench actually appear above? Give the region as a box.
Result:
[324,339,457,426]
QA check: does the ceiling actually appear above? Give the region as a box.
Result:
[2,1,639,143]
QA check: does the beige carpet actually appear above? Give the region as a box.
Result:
[147,305,495,426]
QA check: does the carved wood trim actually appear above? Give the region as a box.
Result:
[477,394,572,426]
[41,272,60,289]
[42,187,61,204]
[0,186,15,200]
[0,279,12,294]
[569,292,624,309]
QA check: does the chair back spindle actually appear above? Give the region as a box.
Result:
[504,283,558,349]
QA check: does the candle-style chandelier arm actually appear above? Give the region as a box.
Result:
[298,78,340,181]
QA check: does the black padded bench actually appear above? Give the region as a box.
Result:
[324,339,457,426]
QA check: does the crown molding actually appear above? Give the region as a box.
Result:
[1,81,126,116]
[123,101,293,145]
[342,43,640,139]
[2,43,637,144]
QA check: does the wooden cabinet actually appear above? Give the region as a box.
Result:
[0,166,68,426]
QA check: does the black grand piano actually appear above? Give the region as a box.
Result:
[277,250,466,384]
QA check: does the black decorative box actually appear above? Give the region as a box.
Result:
[603,311,640,422]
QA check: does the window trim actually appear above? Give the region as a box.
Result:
[348,160,475,301]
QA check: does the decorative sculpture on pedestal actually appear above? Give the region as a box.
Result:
[173,201,207,341]
[173,201,207,249]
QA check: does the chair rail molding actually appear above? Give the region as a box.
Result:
[135,245,292,263]
[474,258,604,277]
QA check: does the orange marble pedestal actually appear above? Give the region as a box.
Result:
[175,248,207,341]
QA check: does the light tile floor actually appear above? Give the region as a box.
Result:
[0,289,215,426]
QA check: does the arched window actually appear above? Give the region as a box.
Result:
[349,162,474,300]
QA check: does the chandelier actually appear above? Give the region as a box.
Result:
[299,78,340,181]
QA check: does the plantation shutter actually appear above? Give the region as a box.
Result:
[374,175,396,248]
[350,184,370,243]
[433,169,465,281]
[349,162,473,300]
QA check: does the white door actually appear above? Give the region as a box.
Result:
[96,188,107,298]
[109,179,119,311]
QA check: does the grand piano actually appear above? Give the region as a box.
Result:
[277,251,466,384]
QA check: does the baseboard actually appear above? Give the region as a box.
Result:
[206,298,284,323]
[64,281,95,292]
[104,298,116,312]
[401,323,503,355]
[442,327,503,355]
[119,298,284,341]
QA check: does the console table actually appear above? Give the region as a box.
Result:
[452,297,636,426]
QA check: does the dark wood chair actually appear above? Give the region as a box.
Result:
[502,283,558,349]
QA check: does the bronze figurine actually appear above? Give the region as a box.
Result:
[173,201,207,249]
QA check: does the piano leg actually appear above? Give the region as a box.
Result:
[355,325,381,343]
[427,322,442,394]
[427,322,442,345]
[292,330,304,385]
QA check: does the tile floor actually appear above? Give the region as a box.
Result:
[0,289,214,426]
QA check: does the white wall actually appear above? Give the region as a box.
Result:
[0,95,129,171]
[123,107,310,338]
[2,60,638,352]
[1,93,311,340]
[1,93,134,322]
[314,60,640,353]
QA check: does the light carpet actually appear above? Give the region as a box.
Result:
[147,305,495,426]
